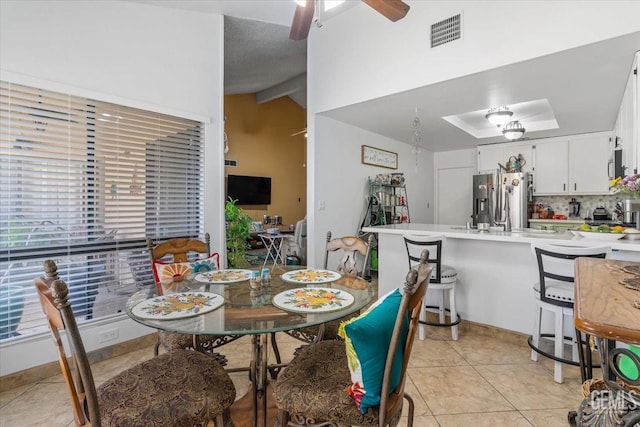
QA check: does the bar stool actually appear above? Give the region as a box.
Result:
[403,234,460,340]
[528,241,610,383]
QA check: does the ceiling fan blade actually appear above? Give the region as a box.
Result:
[289,1,315,40]
[361,0,410,22]
[290,128,307,137]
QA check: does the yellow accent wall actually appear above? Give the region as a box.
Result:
[224,94,307,227]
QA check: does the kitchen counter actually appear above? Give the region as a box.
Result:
[361,223,640,251]
[362,223,640,335]
[528,218,585,232]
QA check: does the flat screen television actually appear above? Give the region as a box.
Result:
[227,175,271,205]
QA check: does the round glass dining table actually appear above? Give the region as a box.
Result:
[125,266,374,427]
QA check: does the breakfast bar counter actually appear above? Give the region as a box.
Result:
[362,223,640,335]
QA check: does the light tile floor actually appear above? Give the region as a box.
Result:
[0,323,586,426]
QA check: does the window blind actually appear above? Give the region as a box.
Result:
[0,81,204,341]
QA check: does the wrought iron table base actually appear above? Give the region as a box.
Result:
[576,337,640,427]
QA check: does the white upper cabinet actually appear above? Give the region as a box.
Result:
[477,142,533,174]
[532,132,613,195]
[532,140,569,195]
[569,134,613,194]
[614,52,639,176]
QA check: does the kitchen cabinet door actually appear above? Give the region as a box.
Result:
[477,145,504,173]
[569,134,612,194]
[533,140,569,195]
[478,143,533,174]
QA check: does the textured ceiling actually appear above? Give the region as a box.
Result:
[127,1,639,152]
[224,16,306,99]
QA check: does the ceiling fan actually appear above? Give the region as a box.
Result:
[289,127,307,137]
[290,0,410,40]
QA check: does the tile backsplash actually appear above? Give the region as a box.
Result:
[533,194,629,220]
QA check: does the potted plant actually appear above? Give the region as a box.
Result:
[225,198,252,268]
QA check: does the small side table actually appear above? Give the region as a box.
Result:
[259,233,286,269]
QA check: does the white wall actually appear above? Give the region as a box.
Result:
[0,0,225,376]
[434,149,477,224]
[310,1,640,114]
[308,115,433,266]
[306,0,640,263]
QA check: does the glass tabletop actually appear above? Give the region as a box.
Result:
[125,266,374,335]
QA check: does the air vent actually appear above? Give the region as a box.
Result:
[431,14,461,48]
[224,159,237,167]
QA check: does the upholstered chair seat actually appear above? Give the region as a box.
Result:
[274,340,380,426]
[98,349,235,427]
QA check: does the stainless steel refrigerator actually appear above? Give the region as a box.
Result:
[472,172,532,229]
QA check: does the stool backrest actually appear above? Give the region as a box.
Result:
[403,234,444,283]
[530,242,610,307]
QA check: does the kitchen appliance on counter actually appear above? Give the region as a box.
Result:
[568,198,581,218]
[472,172,531,230]
[592,206,610,221]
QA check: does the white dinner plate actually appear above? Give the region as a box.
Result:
[131,292,224,320]
[194,269,253,284]
[272,287,354,314]
[280,269,342,284]
[575,231,625,240]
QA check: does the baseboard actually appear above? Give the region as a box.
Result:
[422,311,528,345]
[0,333,157,392]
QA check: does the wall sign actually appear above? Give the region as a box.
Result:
[361,145,398,169]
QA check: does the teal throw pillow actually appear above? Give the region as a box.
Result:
[338,288,409,414]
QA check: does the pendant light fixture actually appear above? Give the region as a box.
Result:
[411,107,422,170]
[485,106,513,127]
[502,120,526,141]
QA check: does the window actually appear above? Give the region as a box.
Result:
[0,81,204,341]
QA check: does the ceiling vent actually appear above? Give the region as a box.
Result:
[431,14,461,48]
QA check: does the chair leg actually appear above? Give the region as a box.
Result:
[277,408,290,427]
[153,333,161,356]
[219,407,235,427]
[449,286,458,341]
[554,306,564,383]
[438,290,446,324]
[418,298,427,341]
[403,392,415,427]
[531,304,541,362]
[568,309,579,363]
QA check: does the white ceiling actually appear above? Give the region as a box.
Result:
[322,31,640,151]
[129,1,640,153]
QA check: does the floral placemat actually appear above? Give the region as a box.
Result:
[280,269,342,284]
[194,269,253,284]
[131,292,224,320]
[272,287,354,313]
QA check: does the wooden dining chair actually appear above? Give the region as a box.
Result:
[146,234,240,360]
[284,231,375,344]
[273,250,432,427]
[35,260,236,427]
